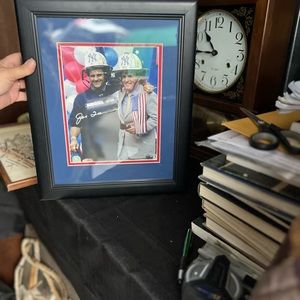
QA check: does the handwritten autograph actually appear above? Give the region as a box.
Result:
[75,108,118,124]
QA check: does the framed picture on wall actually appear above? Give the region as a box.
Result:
[0,123,37,191]
[15,0,197,200]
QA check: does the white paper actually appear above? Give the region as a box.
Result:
[195,130,300,186]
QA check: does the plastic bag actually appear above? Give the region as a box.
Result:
[14,238,69,300]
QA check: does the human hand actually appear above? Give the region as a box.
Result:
[0,52,36,110]
[126,123,136,134]
[249,215,300,300]
[288,216,300,258]
[139,79,155,94]
[70,138,79,152]
[143,83,155,94]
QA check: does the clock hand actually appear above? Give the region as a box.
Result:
[196,50,213,54]
[204,31,217,52]
[196,49,218,56]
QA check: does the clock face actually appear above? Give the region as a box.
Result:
[194,9,247,94]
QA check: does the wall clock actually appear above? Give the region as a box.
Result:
[193,0,299,115]
[194,9,248,94]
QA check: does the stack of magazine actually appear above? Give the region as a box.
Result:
[192,129,300,273]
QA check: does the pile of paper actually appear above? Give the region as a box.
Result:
[196,130,300,187]
[195,110,300,187]
[277,81,300,111]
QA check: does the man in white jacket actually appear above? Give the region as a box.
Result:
[114,52,158,160]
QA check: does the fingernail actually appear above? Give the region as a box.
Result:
[24,58,36,65]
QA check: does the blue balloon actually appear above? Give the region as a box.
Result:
[103,47,118,67]
[95,47,105,55]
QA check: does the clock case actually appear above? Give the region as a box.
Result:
[193,0,299,115]
[195,8,250,96]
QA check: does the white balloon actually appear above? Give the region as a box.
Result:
[64,79,77,98]
[74,46,96,66]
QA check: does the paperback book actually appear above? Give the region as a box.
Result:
[199,183,289,240]
[191,217,270,269]
[200,154,300,218]
[203,210,280,260]
[226,153,300,188]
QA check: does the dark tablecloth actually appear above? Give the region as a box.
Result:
[15,161,201,300]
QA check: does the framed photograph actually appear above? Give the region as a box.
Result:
[15,0,197,200]
[0,123,37,191]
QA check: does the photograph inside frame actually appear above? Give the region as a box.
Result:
[34,14,183,186]
[57,42,162,166]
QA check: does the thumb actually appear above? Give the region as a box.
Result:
[7,58,36,81]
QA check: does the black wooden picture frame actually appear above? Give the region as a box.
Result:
[15,0,197,200]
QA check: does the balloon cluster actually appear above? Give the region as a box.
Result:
[62,46,119,104]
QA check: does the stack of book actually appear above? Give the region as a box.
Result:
[192,135,300,273]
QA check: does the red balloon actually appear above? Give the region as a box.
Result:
[76,79,89,94]
[64,61,84,83]
[82,71,90,82]
[61,47,75,64]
